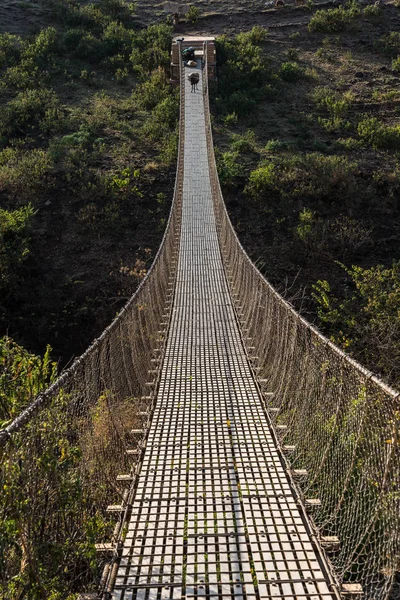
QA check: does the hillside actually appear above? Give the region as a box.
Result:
[1,0,400,385]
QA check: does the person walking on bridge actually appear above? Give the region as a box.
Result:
[189,71,199,92]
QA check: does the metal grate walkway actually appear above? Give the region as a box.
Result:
[112,63,336,600]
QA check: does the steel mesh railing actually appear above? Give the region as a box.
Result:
[202,43,400,600]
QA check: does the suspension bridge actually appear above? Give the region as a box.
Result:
[0,39,399,600]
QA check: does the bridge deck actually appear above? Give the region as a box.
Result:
[112,63,336,600]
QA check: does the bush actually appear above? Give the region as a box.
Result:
[313,262,400,383]
[313,86,354,131]
[216,150,246,187]
[0,204,35,297]
[0,337,56,422]
[0,88,61,139]
[230,130,257,154]
[223,112,238,126]
[379,31,400,57]
[102,21,134,56]
[130,24,173,77]
[265,139,294,152]
[141,95,179,143]
[246,153,359,212]
[278,61,304,82]
[1,28,62,90]
[187,5,200,23]
[392,56,400,72]
[132,68,171,110]
[0,148,55,201]
[216,29,270,101]
[23,27,60,65]
[308,0,360,33]
[363,3,380,17]
[0,33,22,68]
[357,117,400,150]
[216,90,257,118]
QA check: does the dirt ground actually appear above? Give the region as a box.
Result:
[0,0,340,37]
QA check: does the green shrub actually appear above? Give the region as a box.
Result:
[216,29,270,101]
[313,262,400,381]
[133,68,171,110]
[1,28,62,90]
[308,0,360,33]
[141,95,178,139]
[246,153,358,210]
[392,56,400,72]
[363,3,380,17]
[238,25,268,45]
[0,88,61,139]
[379,31,400,56]
[23,27,60,65]
[279,61,304,82]
[0,337,56,422]
[296,207,318,243]
[357,117,400,150]
[265,139,293,152]
[216,150,246,187]
[223,112,238,126]
[187,5,200,23]
[0,148,55,201]
[245,162,277,198]
[230,130,257,154]
[0,33,22,68]
[130,24,173,77]
[0,204,35,296]
[216,91,257,118]
[102,21,134,56]
[313,87,354,116]
[313,86,354,131]
[74,31,104,61]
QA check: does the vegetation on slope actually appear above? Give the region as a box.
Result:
[0,0,178,365]
[211,4,400,387]
[0,2,178,598]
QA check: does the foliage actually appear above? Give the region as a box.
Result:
[378,31,400,56]
[357,117,400,150]
[0,148,55,202]
[308,0,361,33]
[392,56,400,72]
[187,5,200,23]
[0,205,35,301]
[0,33,22,68]
[230,130,257,154]
[245,153,359,213]
[363,3,380,17]
[312,87,354,131]
[313,262,400,381]
[215,28,269,117]
[0,337,139,599]
[130,24,173,77]
[216,150,246,187]
[0,88,61,140]
[278,61,304,82]
[0,337,56,425]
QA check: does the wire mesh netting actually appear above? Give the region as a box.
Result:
[203,49,400,600]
